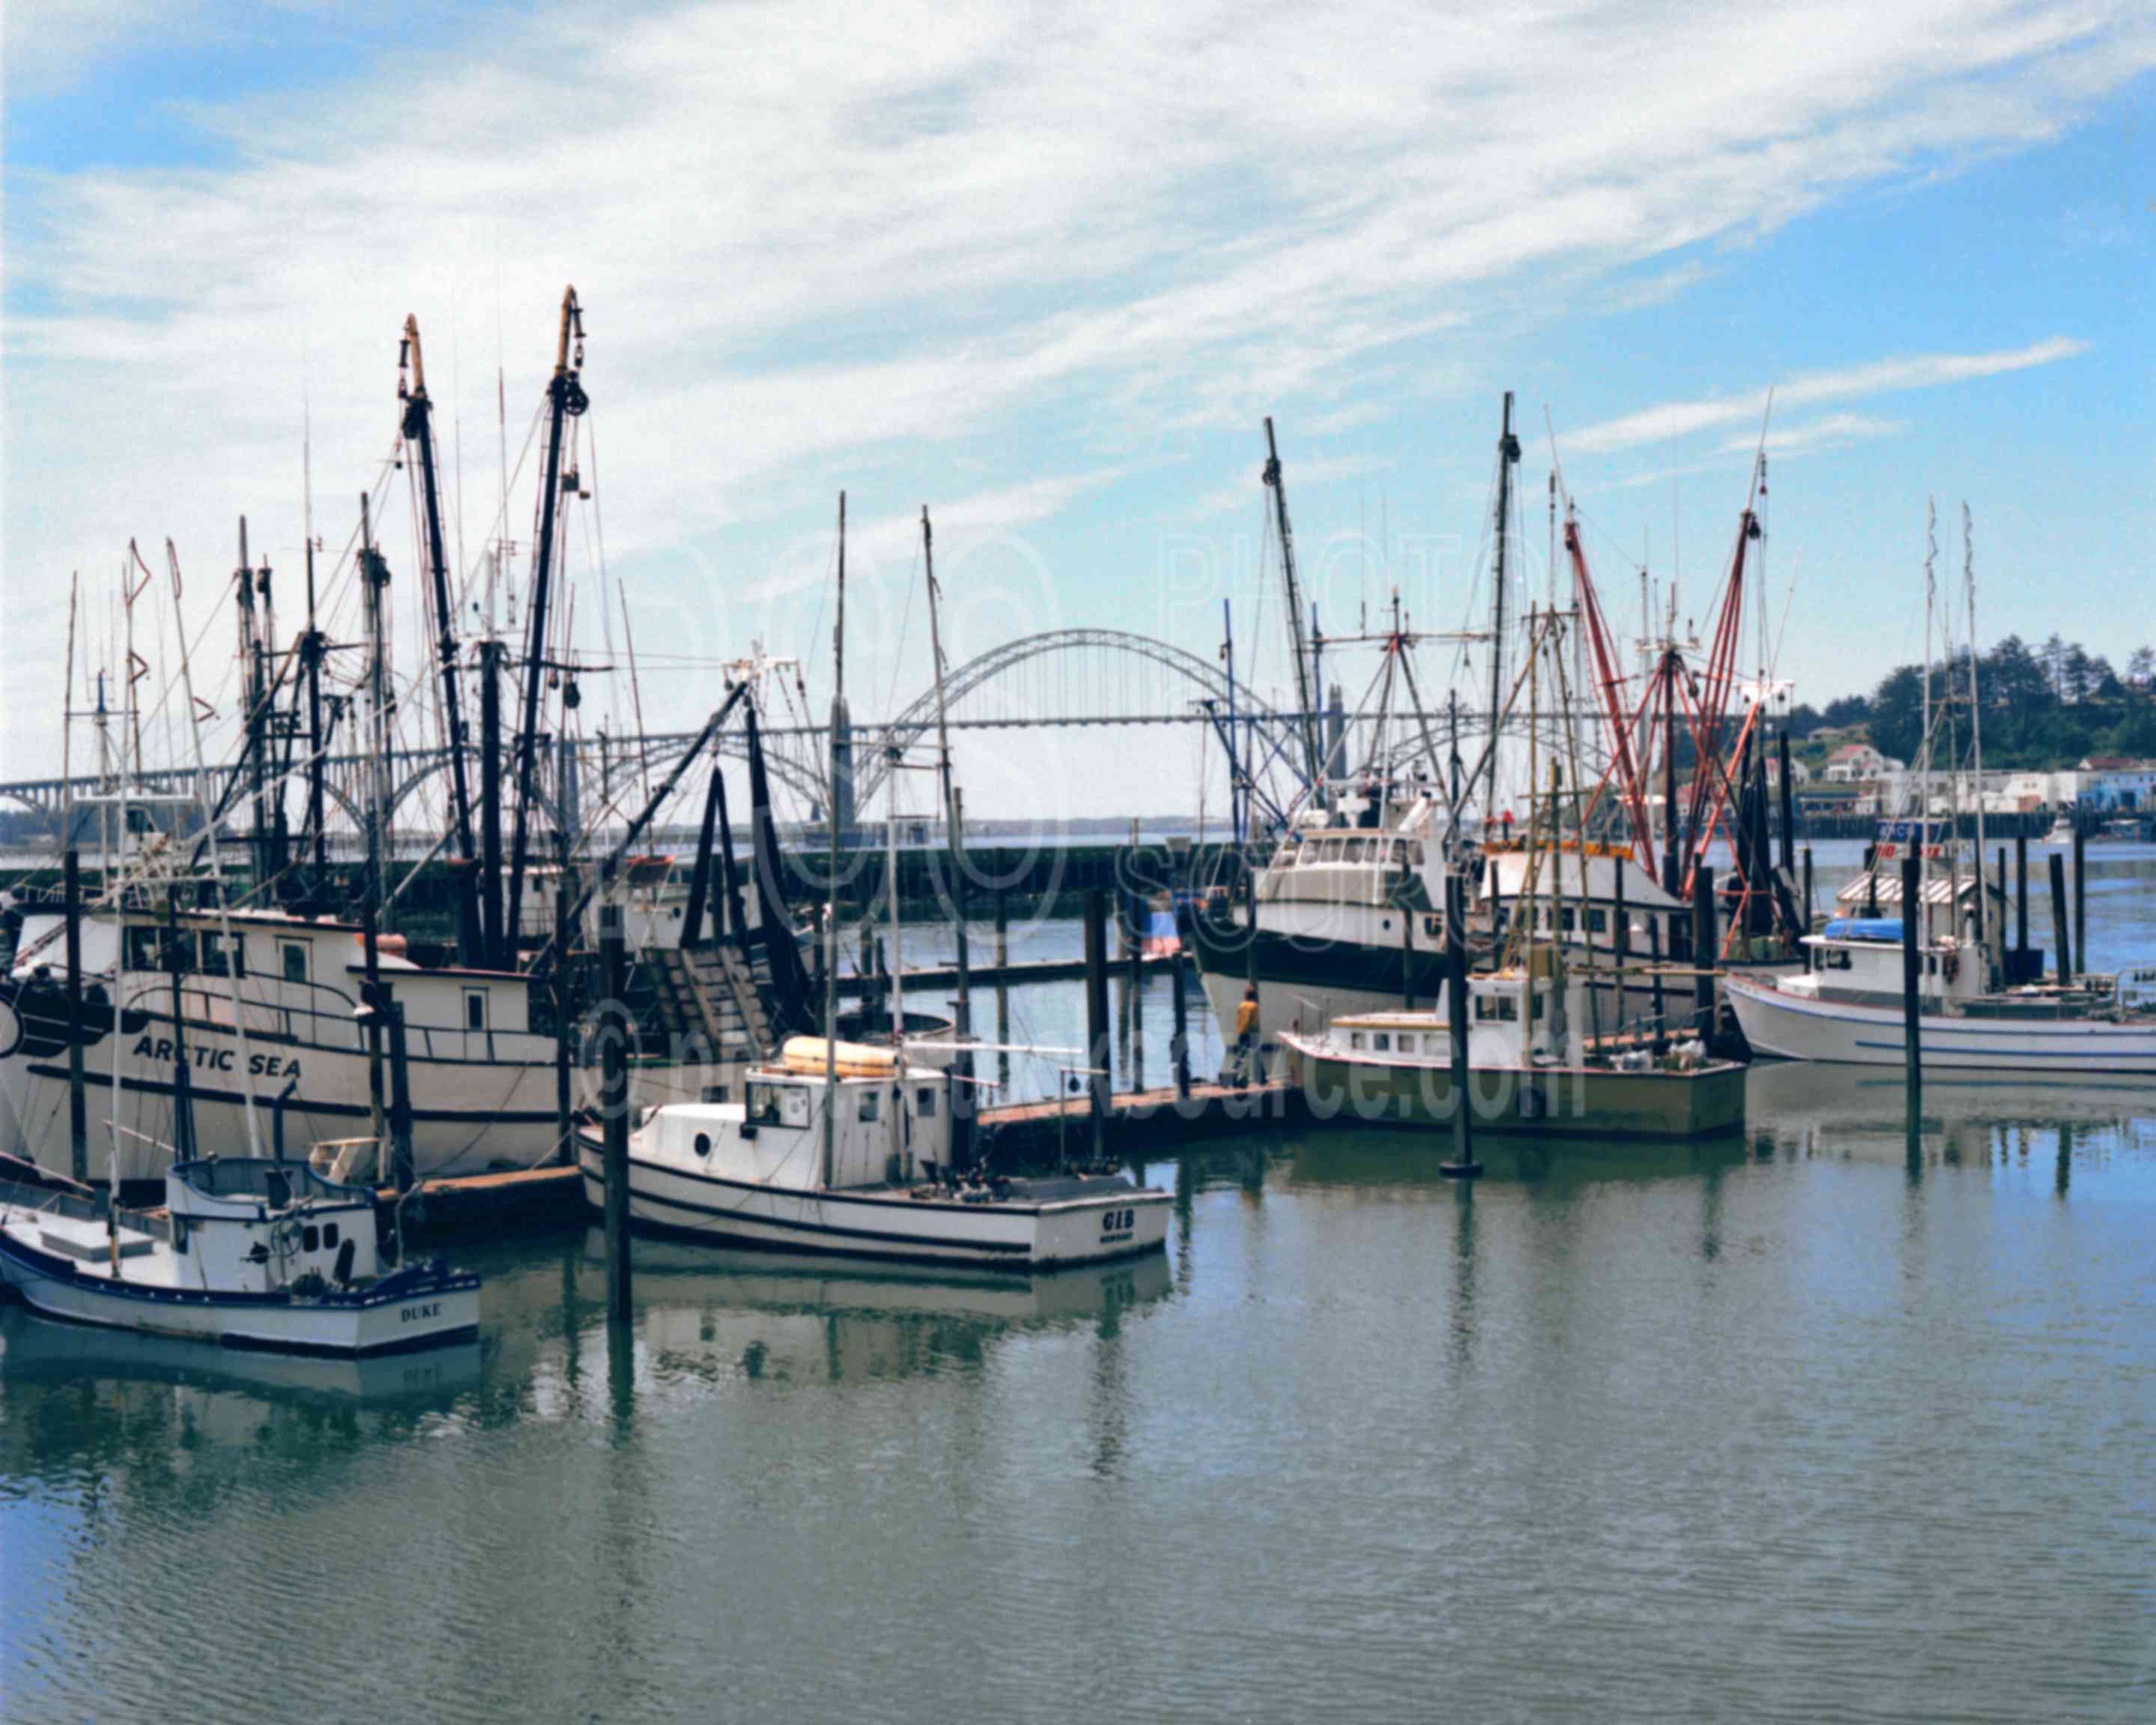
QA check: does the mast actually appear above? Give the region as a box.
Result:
[922,506,971,1049]
[479,550,505,962]
[823,492,843,1190]
[235,517,270,889]
[1485,392,1522,824]
[1261,418,1325,806]
[1919,500,1935,949]
[502,285,588,968]
[400,314,484,962]
[359,492,392,925]
[1964,503,1987,958]
[302,524,328,890]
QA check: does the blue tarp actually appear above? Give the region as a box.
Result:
[1822,916,1904,943]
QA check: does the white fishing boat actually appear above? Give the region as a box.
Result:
[1,901,564,1185]
[1729,508,2156,1077]
[578,1036,1172,1269]
[1726,910,2156,1074]
[0,1158,480,1356]
[1282,963,1744,1139]
[2044,815,2076,846]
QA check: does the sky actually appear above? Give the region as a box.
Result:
[4,0,2153,827]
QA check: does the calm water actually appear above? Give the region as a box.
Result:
[4,846,2156,1722]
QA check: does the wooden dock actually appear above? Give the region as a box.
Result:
[832,952,1179,995]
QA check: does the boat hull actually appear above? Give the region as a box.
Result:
[576,1136,1170,1271]
[1726,976,2156,1074]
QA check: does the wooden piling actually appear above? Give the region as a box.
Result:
[1900,855,1922,1094]
[1691,865,1717,1037]
[2048,851,2073,985]
[1172,948,1191,1100]
[1084,888,1109,1163]
[553,860,575,1165]
[1613,858,1628,1032]
[386,1001,416,1192]
[2072,824,2086,974]
[600,895,633,1319]
[1440,872,1479,1178]
[2015,832,2029,973]
[1801,846,1815,937]
[62,848,88,1184]
[1648,917,1668,1055]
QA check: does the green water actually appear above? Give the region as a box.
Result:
[5,1067,2156,1722]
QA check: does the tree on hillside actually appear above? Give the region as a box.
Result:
[2062,644,2097,705]
[1821,693,1870,728]
[2130,646,2155,686]
[2041,633,2069,697]
[1869,665,1925,764]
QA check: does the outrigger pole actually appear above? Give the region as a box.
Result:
[502,286,588,970]
[401,314,484,964]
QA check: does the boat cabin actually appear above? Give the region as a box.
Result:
[633,1038,954,1192]
[163,1157,386,1294]
[1327,969,1592,1070]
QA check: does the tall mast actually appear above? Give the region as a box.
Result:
[236,517,270,889]
[1919,499,1936,944]
[1486,391,1522,824]
[302,464,328,890]
[922,505,971,1048]
[823,493,844,1188]
[359,491,393,924]
[1964,503,1986,957]
[502,285,588,968]
[479,550,505,961]
[1262,418,1324,807]
[401,314,484,962]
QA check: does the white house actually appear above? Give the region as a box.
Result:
[1822,743,1904,784]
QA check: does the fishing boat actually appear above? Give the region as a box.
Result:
[1729,505,2156,1074]
[2044,814,2076,845]
[1282,963,1745,1139]
[1191,403,1805,1056]
[0,1157,479,1356]
[1725,898,2156,1074]
[577,1036,1171,1268]
[1,899,564,1186]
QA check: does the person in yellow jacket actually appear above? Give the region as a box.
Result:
[1231,985,1261,1086]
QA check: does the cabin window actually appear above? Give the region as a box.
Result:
[1476,994,1519,1023]
[859,1091,880,1123]
[281,942,309,985]
[302,1225,320,1252]
[1559,907,1577,933]
[1373,1032,1391,1052]
[701,1084,729,1104]
[1405,842,1424,866]
[1349,1032,1366,1050]
[744,1084,782,1125]
[1345,838,1369,864]
[172,1216,189,1254]
[1396,1034,1416,1055]
[917,1088,937,1119]
[693,1133,712,1158]
[1587,909,1607,934]
[200,931,243,976]
[464,990,488,1032]
[324,1223,340,1248]
[124,927,162,973]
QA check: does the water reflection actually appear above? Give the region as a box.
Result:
[590,1235,1173,1391]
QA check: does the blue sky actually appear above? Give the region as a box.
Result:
[4,0,2152,819]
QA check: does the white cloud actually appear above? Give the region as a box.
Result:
[1570,335,2092,453]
